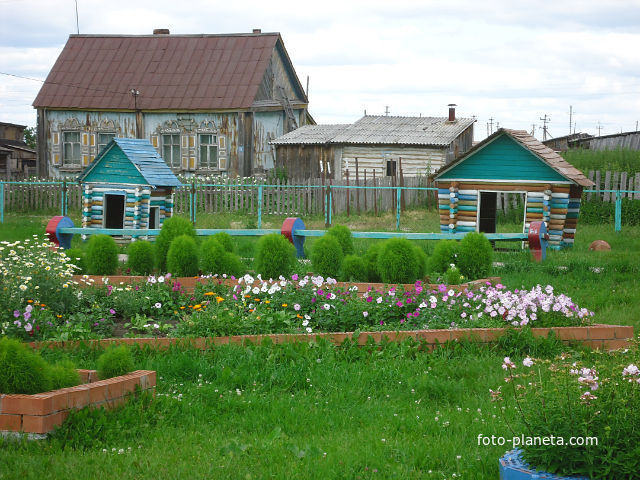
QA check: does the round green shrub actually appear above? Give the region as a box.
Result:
[458,232,493,280]
[254,234,296,279]
[219,252,244,277]
[327,224,354,255]
[155,216,196,272]
[49,359,81,390]
[97,345,134,380]
[443,264,463,285]
[167,235,199,277]
[200,238,225,274]
[127,240,155,275]
[64,247,86,274]
[413,246,428,280]
[0,337,52,394]
[341,255,367,281]
[85,234,119,275]
[310,235,344,279]
[377,238,419,284]
[429,239,460,273]
[212,232,235,253]
[363,242,383,283]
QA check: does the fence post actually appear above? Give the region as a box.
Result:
[257,184,263,229]
[190,181,197,225]
[615,190,622,232]
[0,182,4,223]
[396,186,401,231]
[62,180,68,216]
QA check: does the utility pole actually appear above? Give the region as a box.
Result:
[568,105,573,135]
[596,122,603,136]
[488,117,494,135]
[531,124,536,137]
[75,0,79,34]
[636,120,638,132]
[384,106,390,116]
[539,114,550,141]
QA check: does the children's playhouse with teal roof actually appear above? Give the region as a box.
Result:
[77,138,182,234]
[432,129,594,248]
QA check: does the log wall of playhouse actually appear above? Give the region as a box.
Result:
[437,183,583,249]
[81,185,174,230]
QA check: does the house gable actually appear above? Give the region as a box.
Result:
[81,144,147,185]
[436,133,570,183]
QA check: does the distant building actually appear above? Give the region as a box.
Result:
[571,131,640,151]
[271,105,474,179]
[0,122,37,179]
[542,133,592,152]
[33,29,311,179]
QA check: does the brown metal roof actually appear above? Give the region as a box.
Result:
[433,128,595,187]
[33,33,280,110]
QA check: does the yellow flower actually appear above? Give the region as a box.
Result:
[265,300,270,304]
[204,292,215,296]
[193,304,202,309]
[282,303,288,307]
[216,296,224,303]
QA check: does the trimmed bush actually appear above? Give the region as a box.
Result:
[155,217,196,272]
[458,232,493,280]
[443,264,464,285]
[413,246,428,280]
[327,224,354,255]
[363,242,383,283]
[64,248,85,274]
[212,232,235,253]
[127,240,155,275]
[429,239,460,274]
[341,255,367,281]
[200,238,225,274]
[49,359,81,390]
[254,234,296,279]
[219,252,244,277]
[377,238,419,284]
[85,234,119,275]
[0,337,52,394]
[166,235,199,277]
[311,235,344,279]
[97,345,134,380]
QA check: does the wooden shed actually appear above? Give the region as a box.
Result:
[432,129,595,248]
[77,138,181,233]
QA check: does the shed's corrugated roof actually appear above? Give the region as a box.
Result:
[33,33,280,110]
[332,115,475,146]
[433,128,594,187]
[270,124,350,145]
[79,138,182,187]
[271,115,474,147]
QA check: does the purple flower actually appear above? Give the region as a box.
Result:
[13,310,20,318]
[23,311,31,320]
[291,274,298,281]
[24,323,33,332]
[109,308,116,315]
[396,301,403,307]
[366,296,373,303]
[107,285,113,296]
[438,284,447,293]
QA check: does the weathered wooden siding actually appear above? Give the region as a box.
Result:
[253,111,285,173]
[340,146,446,179]
[439,135,570,183]
[275,145,337,179]
[448,125,474,162]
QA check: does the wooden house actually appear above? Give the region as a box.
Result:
[77,138,181,233]
[432,128,594,248]
[0,122,37,179]
[271,106,474,180]
[33,29,311,179]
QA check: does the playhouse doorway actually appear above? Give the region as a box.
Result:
[478,190,527,238]
[104,194,125,229]
[478,192,497,233]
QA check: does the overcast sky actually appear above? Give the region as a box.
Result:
[1,0,639,141]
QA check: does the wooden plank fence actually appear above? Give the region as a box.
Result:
[587,170,640,201]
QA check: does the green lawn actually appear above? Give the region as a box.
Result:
[1,337,573,480]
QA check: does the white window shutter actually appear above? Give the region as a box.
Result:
[82,133,89,146]
[181,136,188,148]
[151,135,159,149]
[181,156,188,170]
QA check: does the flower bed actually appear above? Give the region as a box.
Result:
[0,369,156,435]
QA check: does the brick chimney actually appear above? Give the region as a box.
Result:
[448,104,456,122]
[252,29,262,34]
[153,29,170,35]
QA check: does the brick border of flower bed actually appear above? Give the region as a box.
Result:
[72,275,502,293]
[29,324,633,354]
[0,370,156,435]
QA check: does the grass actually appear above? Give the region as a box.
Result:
[561,148,640,176]
[0,336,574,480]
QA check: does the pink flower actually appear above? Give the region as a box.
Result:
[502,357,516,370]
[363,311,368,317]
[523,357,534,367]
[291,274,298,281]
[366,296,373,303]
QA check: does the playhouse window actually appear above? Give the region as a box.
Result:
[62,131,81,165]
[162,134,181,168]
[97,133,115,154]
[199,134,218,169]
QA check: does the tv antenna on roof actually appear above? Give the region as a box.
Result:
[74,0,79,34]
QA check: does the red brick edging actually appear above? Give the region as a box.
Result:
[0,370,156,435]
[29,324,633,354]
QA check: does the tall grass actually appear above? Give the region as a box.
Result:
[561,148,640,175]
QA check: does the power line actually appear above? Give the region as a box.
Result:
[0,71,133,98]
